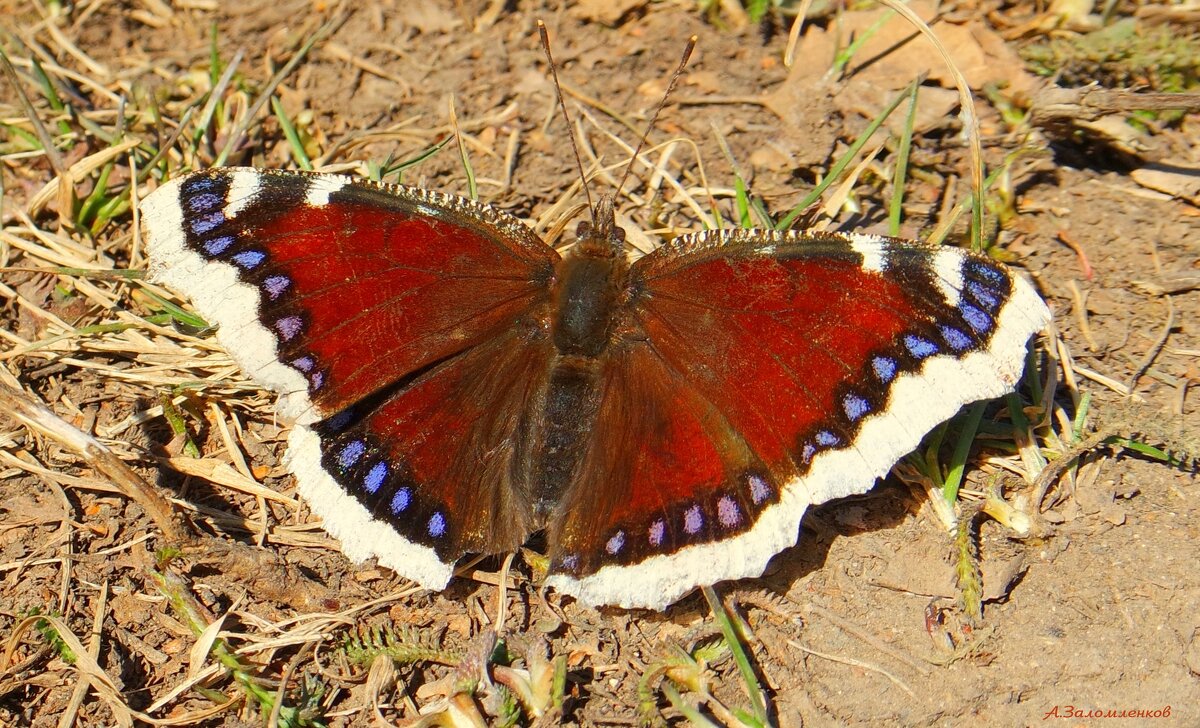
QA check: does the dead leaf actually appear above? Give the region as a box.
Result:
[787,1,1039,95]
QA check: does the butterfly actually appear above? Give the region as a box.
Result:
[141,166,1049,609]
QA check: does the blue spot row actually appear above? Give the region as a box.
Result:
[337,440,365,470]
[332,449,446,541]
[904,334,939,359]
[604,490,751,559]
[873,355,897,383]
[940,325,974,352]
[186,192,222,213]
[190,209,224,236]
[843,392,871,422]
[203,235,235,256]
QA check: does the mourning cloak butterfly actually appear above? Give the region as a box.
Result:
[141,166,1049,609]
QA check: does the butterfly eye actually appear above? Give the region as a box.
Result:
[612,228,626,245]
[576,220,593,238]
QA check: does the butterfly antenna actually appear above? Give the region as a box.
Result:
[538,20,595,224]
[614,35,697,201]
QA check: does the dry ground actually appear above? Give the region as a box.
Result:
[1,1,1197,726]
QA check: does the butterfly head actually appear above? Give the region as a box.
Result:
[573,194,626,259]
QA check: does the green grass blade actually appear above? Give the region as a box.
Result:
[745,0,771,24]
[91,194,130,236]
[76,160,114,231]
[209,22,223,88]
[140,287,211,330]
[29,56,72,136]
[925,163,1008,247]
[776,81,913,230]
[735,175,753,229]
[942,401,986,505]
[451,98,478,201]
[1072,392,1092,442]
[271,95,312,170]
[378,136,453,183]
[888,82,920,236]
[160,393,201,458]
[661,682,722,728]
[702,586,769,724]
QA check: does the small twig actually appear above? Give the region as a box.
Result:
[1056,231,1094,280]
[788,640,915,697]
[1126,297,1176,395]
[1030,85,1200,127]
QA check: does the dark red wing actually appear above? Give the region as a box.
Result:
[143,168,557,424]
[547,229,1049,608]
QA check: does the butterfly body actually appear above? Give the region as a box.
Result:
[142,168,1049,609]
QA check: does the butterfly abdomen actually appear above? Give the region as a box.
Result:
[524,219,635,517]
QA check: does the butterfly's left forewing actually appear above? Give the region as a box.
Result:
[142,168,558,424]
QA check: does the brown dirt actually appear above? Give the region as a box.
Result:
[1,1,1197,726]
